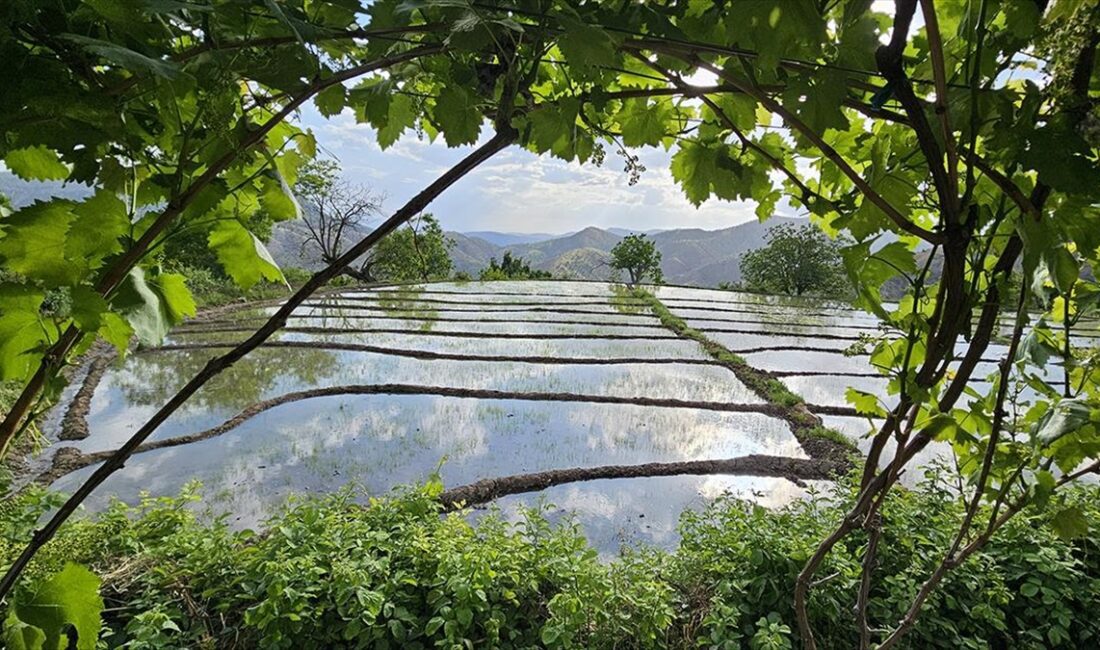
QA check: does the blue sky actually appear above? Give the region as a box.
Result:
[300,106,777,234]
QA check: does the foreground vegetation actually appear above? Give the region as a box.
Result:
[2,470,1096,649]
[2,0,1099,646]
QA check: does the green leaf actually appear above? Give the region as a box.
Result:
[1033,470,1056,509]
[1003,0,1041,38]
[152,273,197,322]
[432,86,481,147]
[1035,398,1092,444]
[97,312,134,354]
[60,34,181,79]
[0,284,52,381]
[1046,246,1080,294]
[259,175,300,222]
[70,286,109,333]
[11,563,103,650]
[0,201,77,287]
[556,18,617,78]
[0,192,126,287]
[541,626,561,645]
[67,190,129,270]
[1022,118,1100,197]
[208,220,286,289]
[315,84,346,117]
[671,142,748,206]
[618,98,672,147]
[1050,506,1089,541]
[922,413,961,441]
[3,146,69,181]
[3,612,45,650]
[783,71,850,134]
[523,98,589,161]
[378,94,416,149]
[846,387,886,417]
[110,267,191,345]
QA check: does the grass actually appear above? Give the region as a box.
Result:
[631,287,858,454]
[804,425,855,448]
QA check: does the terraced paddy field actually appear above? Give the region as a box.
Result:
[31,280,1096,552]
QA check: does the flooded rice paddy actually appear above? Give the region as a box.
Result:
[37,281,1088,552]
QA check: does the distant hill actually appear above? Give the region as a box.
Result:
[461,231,560,246]
[439,218,806,286]
[1,171,806,288]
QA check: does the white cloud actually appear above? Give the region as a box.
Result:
[299,110,774,234]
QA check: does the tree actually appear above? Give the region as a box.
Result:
[294,159,385,277]
[363,214,455,282]
[739,223,847,296]
[478,252,551,280]
[294,161,451,284]
[610,234,662,285]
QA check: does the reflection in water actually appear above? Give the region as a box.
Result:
[479,475,829,554]
[173,331,707,361]
[116,347,339,410]
[52,395,804,534]
[781,375,889,409]
[819,415,950,486]
[43,280,913,548]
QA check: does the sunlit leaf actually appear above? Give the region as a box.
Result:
[208,220,286,289]
[3,146,69,181]
[10,563,103,650]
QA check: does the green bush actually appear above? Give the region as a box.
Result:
[1,472,1098,648]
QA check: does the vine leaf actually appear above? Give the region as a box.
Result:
[618,98,673,147]
[60,34,181,79]
[314,84,347,118]
[670,142,746,206]
[432,86,482,146]
[1051,506,1089,541]
[110,268,195,345]
[208,220,286,289]
[0,284,51,381]
[0,201,77,287]
[5,563,103,650]
[67,191,129,270]
[3,612,46,650]
[378,95,416,149]
[3,146,69,182]
[556,17,617,79]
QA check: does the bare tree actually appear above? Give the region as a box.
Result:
[294,159,385,280]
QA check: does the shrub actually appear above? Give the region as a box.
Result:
[1,472,1097,648]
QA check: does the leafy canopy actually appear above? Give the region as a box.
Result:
[610,234,663,286]
[479,252,552,281]
[364,214,455,283]
[739,223,848,297]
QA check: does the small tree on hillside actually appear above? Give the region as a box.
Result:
[610,234,662,286]
[739,223,847,297]
[294,159,385,276]
[478,251,551,280]
[363,213,455,282]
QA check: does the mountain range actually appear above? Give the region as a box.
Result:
[0,172,797,288]
[270,218,802,287]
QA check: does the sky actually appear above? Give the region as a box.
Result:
[300,106,775,235]
[294,0,907,235]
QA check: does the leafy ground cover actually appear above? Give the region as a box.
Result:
[2,469,1097,649]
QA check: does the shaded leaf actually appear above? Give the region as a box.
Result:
[432,86,481,146]
[1051,506,1088,541]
